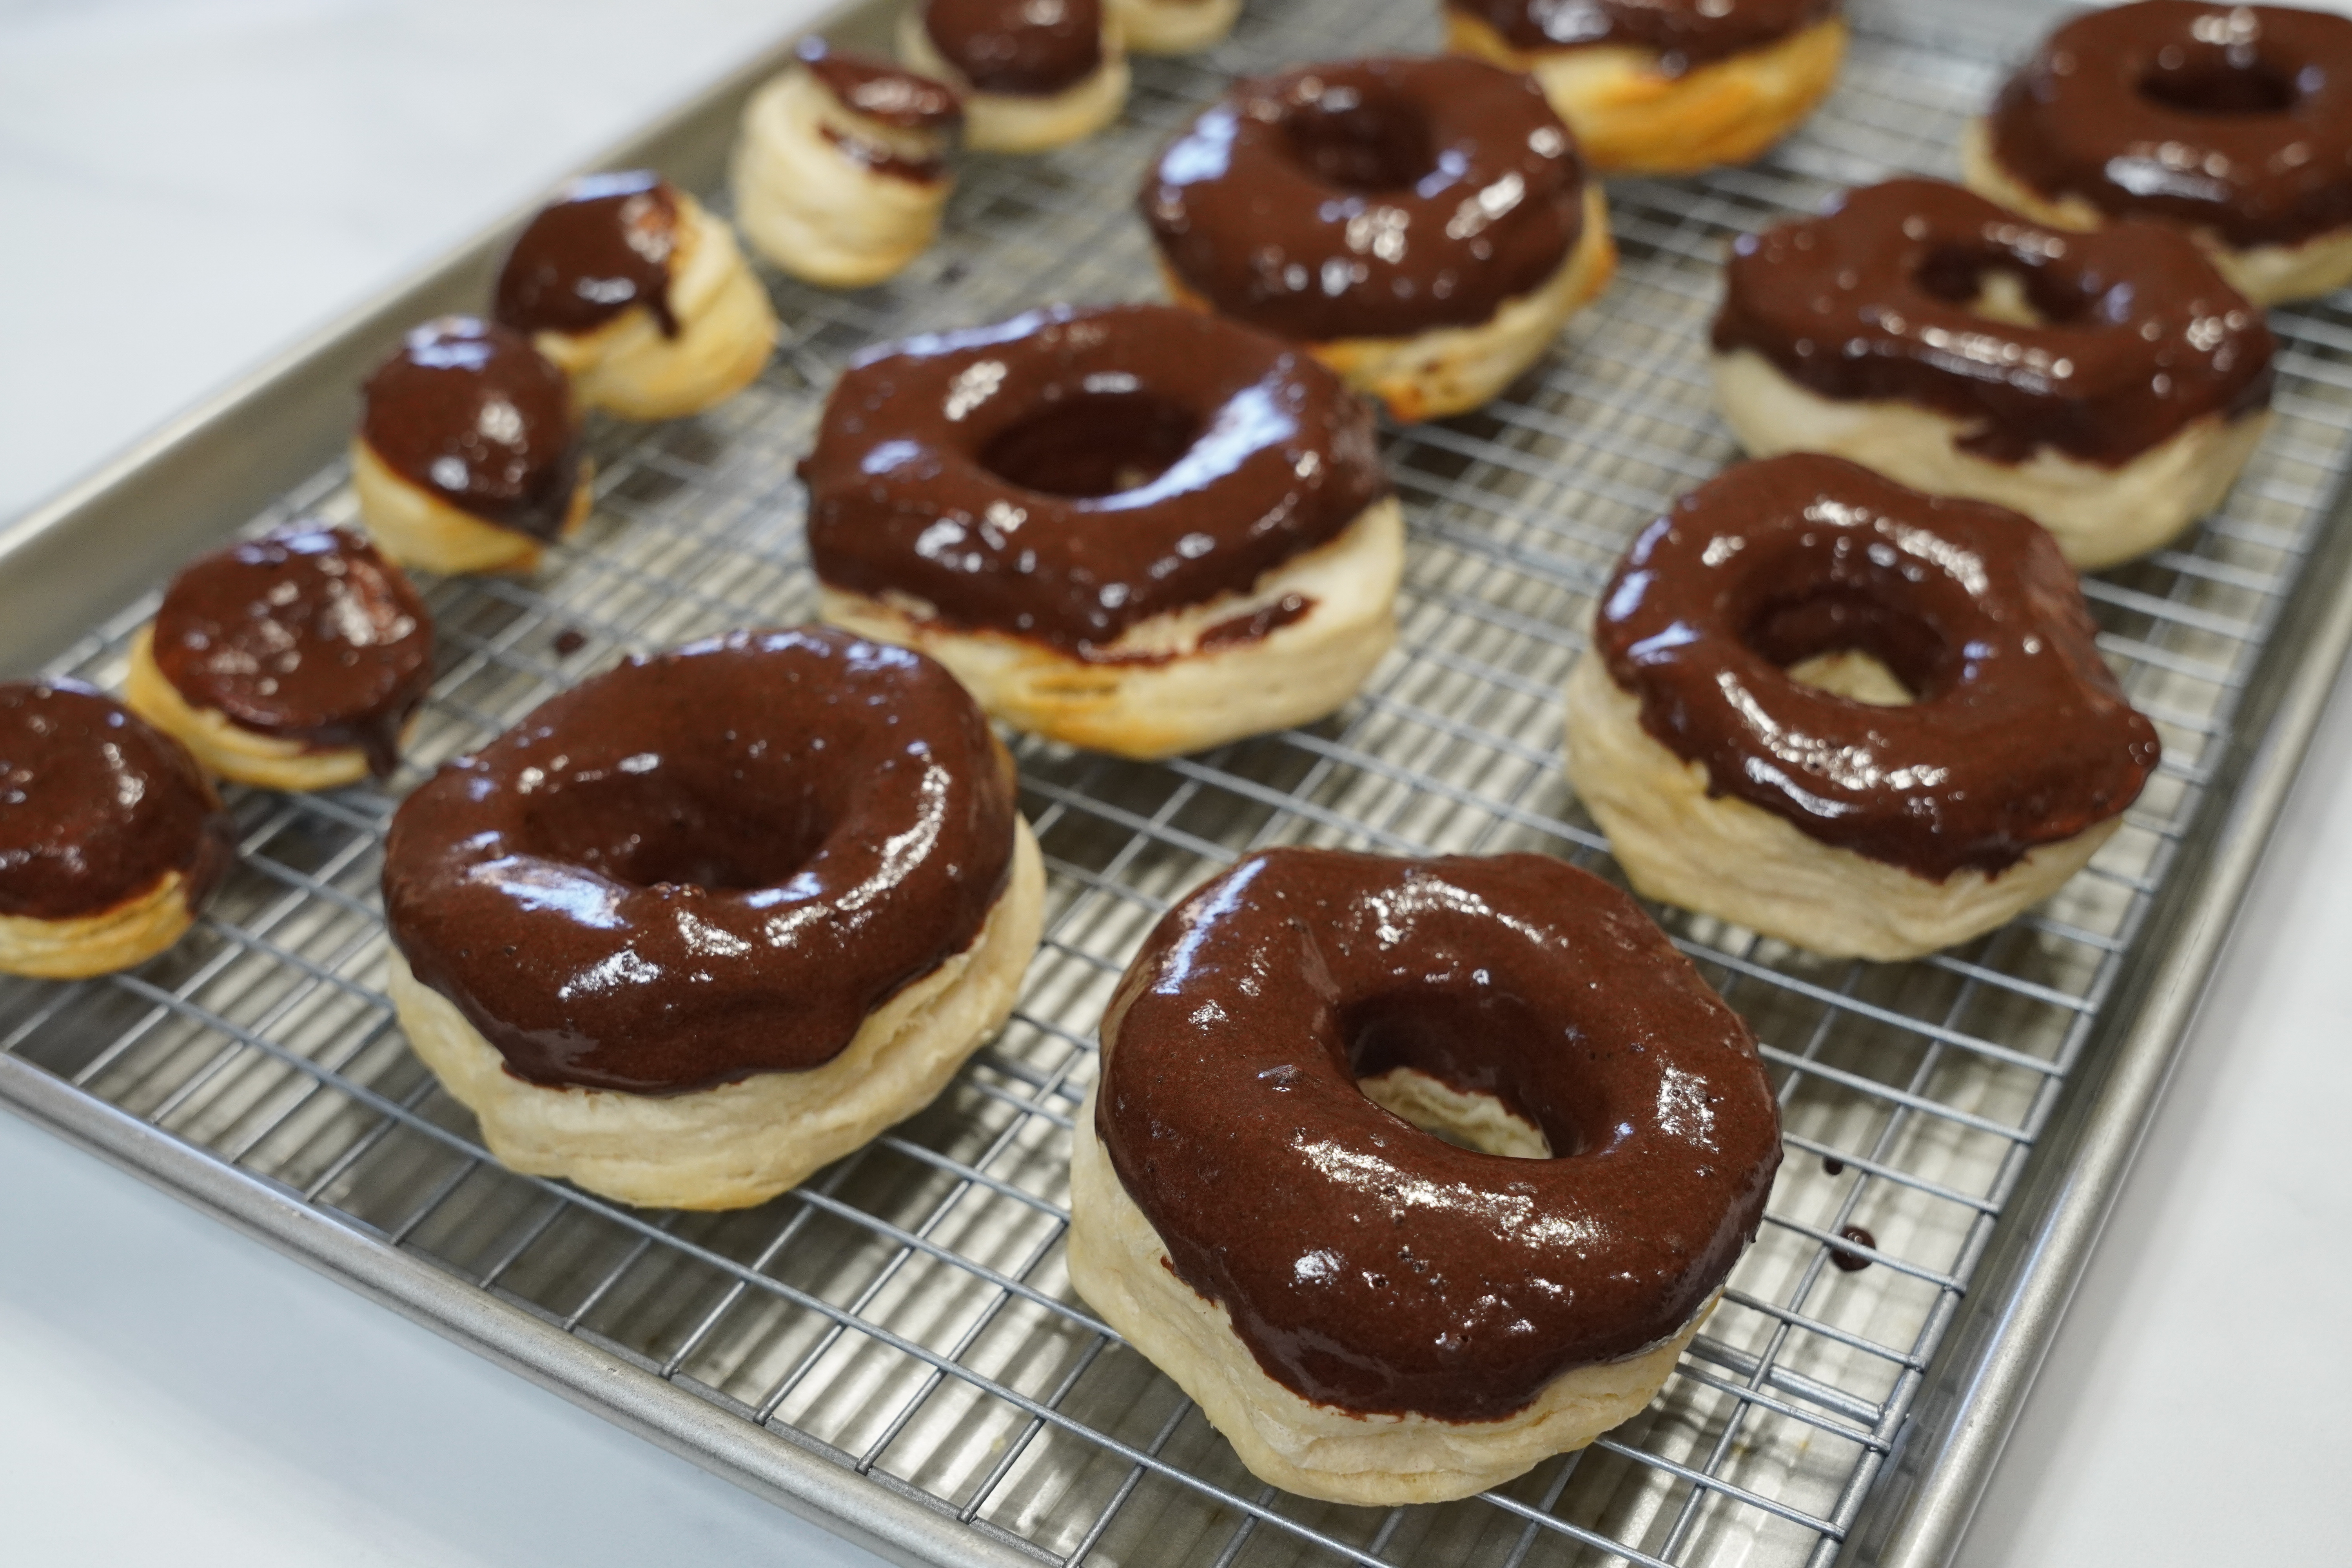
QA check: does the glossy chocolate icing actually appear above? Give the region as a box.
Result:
[799,36,962,129]
[1831,1224,1875,1271]
[1713,179,2274,467]
[800,304,1389,653]
[1446,0,1839,69]
[923,0,1103,96]
[821,126,951,184]
[1592,454,2160,881]
[1987,2,2352,249]
[1097,848,1781,1421]
[381,629,1018,1095]
[361,317,584,538]
[493,171,682,339]
[151,525,434,779]
[0,681,231,923]
[1143,56,1587,342]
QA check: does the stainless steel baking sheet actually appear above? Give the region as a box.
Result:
[8,2,2352,1566]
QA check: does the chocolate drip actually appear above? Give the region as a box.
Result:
[1591,454,2160,881]
[360,317,583,538]
[820,125,950,184]
[801,304,1388,654]
[1987,2,2352,249]
[493,171,682,339]
[1098,849,1781,1421]
[383,630,1018,1095]
[1713,179,2273,467]
[1200,593,1314,650]
[0,681,231,922]
[923,0,1104,95]
[799,36,962,129]
[151,525,434,779]
[1831,1225,1875,1271]
[1143,56,1586,342]
[1446,0,1839,69]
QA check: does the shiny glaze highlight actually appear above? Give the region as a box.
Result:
[1143,55,1586,341]
[152,525,434,779]
[360,317,583,538]
[1098,848,1780,1421]
[1592,454,2160,880]
[381,630,1017,1095]
[494,171,683,338]
[923,0,1104,95]
[1446,0,1840,69]
[1713,178,2274,466]
[800,304,1389,653]
[799,36,963,128]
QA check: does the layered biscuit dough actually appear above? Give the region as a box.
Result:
[1107,0,1239,54]
[350,436,593,576]
[122,625,418,792]
[898,11,1130,153]
[387,818,1044,1212]
[0,871,209,981]
[1447,14,1847,174]
[732,67,955,289]
[820,497,1404,759]
[1562,653,2118,963]
[1711,347,2270,569]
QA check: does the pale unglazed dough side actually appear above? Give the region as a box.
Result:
[0,870,204,980]
[122,626,419,792]
[349,437,593,577]
[820,496,1403,759]
[1710,348,2270,569]
[731,69,952,288]
[1561,653,2119,963]
[1066,1073,1710,1506]
[1446,14,1847,174]
[1107,0,1239,54]
[898,12,1130,154]
[387,818,1043,1211]
[1959,117,2352,307]
[531,192,779,420]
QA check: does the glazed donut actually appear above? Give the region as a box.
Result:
[1067,848,1780,1504]
[0,681,232,980]
[352,317,592,576]
[1712,179,2274,568]
[802,304,1403,759]
[732,39,962,289]
[898,0,1129,154]
[123,524,433,791]
[381,629,1044,1211]
[1442,0,1847,173]
[491,171,778,419]
[1142,55,1616,421]
[1107,0,1238,55]
[1563,454,2160,964]
[1965,2,2352,306]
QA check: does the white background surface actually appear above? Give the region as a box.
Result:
[1,2,2348,1564]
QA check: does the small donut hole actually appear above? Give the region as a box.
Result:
[1343,994,1585,1159]
[979,391,1202,499]
[2138,50,2300,116]
[1281,84,1438,193]
[1746,587,1952,707]
[1914,244,2090,328]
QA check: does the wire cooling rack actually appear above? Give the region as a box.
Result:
[8,0,2352,1563]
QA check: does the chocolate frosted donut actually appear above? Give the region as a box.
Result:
[1067,848,1779,1503]
[1968,2,2352,304]
[1565,454,2160,960]
[1446,0,1836,69]
[901,0,1127,154]
[805,303,1405,758]
[1143,55,1615,419]
[0,681,232,979]
[1711,178,2274,565]
[496,171,682,338]
[125,524,434,789]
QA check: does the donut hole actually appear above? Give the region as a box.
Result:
[1914,245,2091,328]
[979,391,1203,498]
[523,779,831,891]
[2138,51,2300,116]
[1343,995,1579,1159]
[1281,85,1437,193]
[1746,587,1952,707]
[1357,1068,1552,1159]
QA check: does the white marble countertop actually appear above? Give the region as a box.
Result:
[3,3,2348,1564]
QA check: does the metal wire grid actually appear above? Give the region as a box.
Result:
[5,0,2349,1563]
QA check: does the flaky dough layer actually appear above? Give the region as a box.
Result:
[731,68,951,289]
[0,869,205,980]
[350,437,592,577]
[123,625,417,792]
[1108,0,1239,54]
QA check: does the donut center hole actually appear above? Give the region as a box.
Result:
[1746,588,1951,706]
[1343,995,1575,1158]
[1282,86,1437,192]
[525,785,831,891]
[1357,1068,1553,1159]
[1914,246,2088,328]
[2139,51,2300,116]
[979,391,1203,498]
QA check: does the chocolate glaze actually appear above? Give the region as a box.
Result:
[361,317,584,539]
[923,0,1103,96]
[1822,1155,1846,1176]
[1592,454,2160,881]
[1713,179,2274,467]
[1987,2,2352,250]
[1831,1225,1875,1272]
[799,36,962,129]
[552,628,588,657]
[0,681,231,923]
[493,171,682,339]
[800,304,1389,654]
[151,525,433,779]
[821,126,951,185]
[382,629,1017,1095]
[1098,849,1781,1421]
[1144,56,1588,342]
[1200,593,1315,651]
[1446,0,1839,70]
